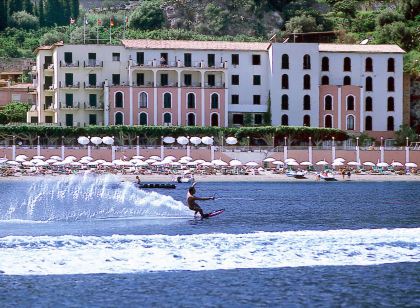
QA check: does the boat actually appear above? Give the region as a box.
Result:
[286,170,307,179]
[137,183,176,189]
[319,172,337,181]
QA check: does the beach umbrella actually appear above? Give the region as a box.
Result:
[30,158,44,164]
[178,159,190,164]
[70,162,82,167]
[363,161,375,166]
[391,161,403,167]
[45,159,57,164]
[87,161,99,166]
[316,160,329,166]
[90,137,103,145]
[132,155,145,160]
[79,159,91,164]
[225,137,237,145]
[163,136,175,144]
[77,136,90,145]
[334,157,346,163]
[177,136,189,145]
[272,161,284,165]
[81,156,93,161]
[22,161,35,167]
[287,161,299,166]
[152,161,164,166]
[163,155,176,161]
[149,155,161,161]
[134,161,148,167]
[52,161,66,166]
[189,137,202,146]
[187,161,198,166]
[201,136,214,145]
[16,155,28,160]
[102,136,114,145]
[300,161,313,166]
[405,162,418,168]
[332,161,344,166]
[6,161,20,166]
[64,156,77,161]
[229,159,242,167]
[263,157,275,162]
[212,159,228,166]
[377,162,389,167]
[347,161,360,166]
[95,159,107,164]
[130,159,142,164]
[15,157,27,162]
[180,156,193,161]
[102,162,115,167]
[50,155,62,161]
[194,159,206,164]
[170,162,182,167]
[145,159,156,164]
[245,161,259,167]
[0,158,8,164]
[33,155,45,160]
[35,161,48,167]
[284,158,296,164]
[201,162,214,167]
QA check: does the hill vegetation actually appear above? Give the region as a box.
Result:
[0,0,419,75]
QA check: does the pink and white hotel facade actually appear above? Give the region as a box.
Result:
[28,39,405,139]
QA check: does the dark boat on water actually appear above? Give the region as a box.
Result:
[137,183,176,189]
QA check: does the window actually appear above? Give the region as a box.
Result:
[254,114,263,125]
[387,116,394,131]
[343,57,351,71]
[88,74,96,86]
[211,113,219,126]
[187,113,195,126]
[137,73,144,86]
[45,96,53,109]
[321,76,329,85]
[45,116,53,123]
[252,54,261,65]
[365,57,373,72]
[347,96,355,110]
[387,58,395,72]
[139,92,147,108]
[281,54,289,69]
[31,116,38,123]
[303,95,311,110]
[253,75,261,85]
[303,115,311,127]
[184,74,192,86]
[211,93,219,109]
[231,54,239,65]
[303,74,311,90]
[139,113,147,125]
[112,53,120,61]
[365,116,372,131]
[365,96,372,111]
[231,94,239,104]
[387,97,394,111]
[163,93,171,108]
[343,76,351,86]
[163,113,171,125]
[325,115,332,128]
[232,75,239,85]
[65,114,73,126]
[115,92,123,108]
[65,73,73,86]
[112,74,120,86]
[115,112,123,125]
[44,56,52,67]
[365,77,373,91]
[64,52,72,64]
[184,53,192,67]
[65,93,73,107]
[281,114,288,126]
[89,114,97,125]
[325,95,332,110]
[232,114,244,125]
[281,95,288,110]
[281,74,289,89]
[136,52,144,65]
[88,53,96,61]
[207,74,215,86]
[303,54,311,69]
[321,57,329,71]
[89,94,97,107]
[208,54,215,67]
[160,74,168,86]
[253,95,261,105]
[388,77,395,92]
[187,93,195,108]
[346,115,355,130]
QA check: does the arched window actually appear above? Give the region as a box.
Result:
[163,113,171,125]
[325,95,332,110]
[387,77,395,92]
[187,93,195,109]
[346,115,355,130]
[281,114,288,126]
[115,112,123,125]
[365,96,373,111]
[303,54,311,69]
[163,93,171,108]
[211,113,219,127]
[303,74,310,90]
[365,116,372,131]
[115,92,123,108]
[365,77,373,91]
[321,57,329,71]
[325,115,332,128]
[139,112,147,125]
[365,57,373,72]
[138,92,147,108]
[387,58,395,72]
[187,113,195,126]
[281,94,288,110]
[303,115,310,127]
[387,116,394,131]
[281,74,289,89]
[303,95,311,110]
[281,54,289,69]
[321,76,329,85]
[343,57,351,71]
[343,76,351,86]
[347,96,355,110]
[211,93,219,109]
[387,97,394,111]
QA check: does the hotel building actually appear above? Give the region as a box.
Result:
[28,39,405,138]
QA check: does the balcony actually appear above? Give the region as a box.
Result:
[59,81,80,89]
[43,84,55,91]
[181,82,201,87]
[131,59,228,70]
[83,60,103,68]
[156,82,178,87]
[204,82,225,88]
[83,82,103,90]
[83,102,104,110]
[43,63,54,70]
[59,102,80,109]
[132,81,154,87]
[60,60,80,68]
[43,103,56,111]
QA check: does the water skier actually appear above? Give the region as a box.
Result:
[186,182,215,218]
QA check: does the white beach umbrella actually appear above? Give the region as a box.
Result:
[50,155,62,161]
[52,161,66,166]
[70,162,82,167]
[30,158,44,164]
[77,136,90,145]
[391,161,403,167]
[16,154,28,160]
[187,161,198,166]
[79,159,90,165]
[102,162,115,167]
[201,136,214,145]
[149,155,161,161]
[112,159,125,165]
[163,136,175,144]
[229,159,242,167]
[95,159,107,164]
[178,159,190,164]
[7,161,20,166]
[332,161,344,166]
[33,155,45,160]
[287,161,299,166]
[163,155,176,161]
[405,162,418,168]
[180,156,193,161]
[334,157,346,163]
[45,159,57,164]
[152,161,164,166]
[22,161,35,167]
[35,161,48,167]
[170,162,182,167]
[102,136,114,145]
[135,161,149,167]
[87,161,99,166]
[316,160,329,165]
[272,160,284,165]
[81,156,93,161]
[347,161,360,166]
[64,156,77,161]
[263,157,275,162]
[15,157,27,162]
[90,137,103,145]
[132,155,144,160]
[194,159,206,164]
[0,158,8,164]
[284,158,296,164]
[145,158,156,164]
[377,162,389,167]
[225,137,238,145]
[130,158,142,164]
[177,136,189,145]
[363,161,376,166]
[300,161,313,166]
[212,159,228,166]
[245,161,259,167]
[189,137,202,146]
[201,162,214,167]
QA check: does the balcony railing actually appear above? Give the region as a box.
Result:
[204,82,225,88]
[83,82,103,89]
[43,84,54,90]
[60,60,80,67]
[83,102,104,110]
[43,63,54,70]
[132,81,154,87]
[182,82,201,87]
[43,104,55,110]
[131,59,228,69]
[59,81,80,89]
[156,82,178,87]
[59,102,80,109]
[83,60,103,68]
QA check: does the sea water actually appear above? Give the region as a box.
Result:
[0,176,419,307]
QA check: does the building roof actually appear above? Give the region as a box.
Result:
[121,39,271,51]
[34,41,64,53]
[319,44,405,54]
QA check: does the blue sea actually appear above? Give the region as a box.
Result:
[0,175,419,307]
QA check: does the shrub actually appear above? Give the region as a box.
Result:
[9,11,39,30]
[39,30,66,46]
[128,0,165,30]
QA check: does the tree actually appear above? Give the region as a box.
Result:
[0,113,7,125]
[263,91,272,126]
[38,0,45,27]
[201,3,229,35]
[39,30,66,45]
[8,0,23,15]
[2,102,31,123]
[398,0,420,20]
[375,21,417,50]
[285,14,322,33]
[23,0,34,13]
[70,0,79,19]
[395,124,418,146]
[9,11,40,30]
[45,0,64,26]
[128,0,165,30]
[376,10,404,27]
[0,0,7,31]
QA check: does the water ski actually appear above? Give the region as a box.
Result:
[203,209,225,218]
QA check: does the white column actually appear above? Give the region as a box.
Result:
[128,66,133,125]
[187,145,191,157]
[337,87,342,130]
[160,145,164,159]
[359,87,364,132]
[356,146,360,164]
[210,146,215,161]
[37,136,41,156]
[201,72,205,127]
[61,144,65,160]
[380,137,384,163]
[331,137,336,161]
[12,146,16,160]
[111,146,116,161]
[104,80,110,125]
[88,145,91,157]
[405,146,410,164]
[283,137,288,162]
[224,71,228,127]
[153,71,158,125]
[177,70,182,126]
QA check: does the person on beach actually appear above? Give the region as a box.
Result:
[186,182,214,218]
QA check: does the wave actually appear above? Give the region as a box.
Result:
[0,228,418,275]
